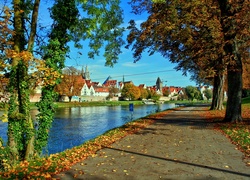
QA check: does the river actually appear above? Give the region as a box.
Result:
[0,103,175,155]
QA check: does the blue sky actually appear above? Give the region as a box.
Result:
[39,1,197,87]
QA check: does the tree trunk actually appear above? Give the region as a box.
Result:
[224,41,243,122]
[218,0,244,123]
[210,73,225,110]
[24,116,35,160]
[24,0,40,160]
[7,0,26,163]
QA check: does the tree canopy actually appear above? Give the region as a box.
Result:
[126,0,250,122]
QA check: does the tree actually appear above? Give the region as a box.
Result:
[146,89,160,101]
[55,67,84,102]
[121,84,141,100]
[127,0,250,122]
[162,89,169,97]
[107,86,119,99]
[185,86,201,101]
[35,0,124,155]
[203,89,213,101]
[150,91,161,101]
[139,88,148,100]
[0,0,124,167]
[55,75,84,102]
[218,0,250,122]
[126,0,227,110]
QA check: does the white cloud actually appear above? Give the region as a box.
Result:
[122,61,147,67]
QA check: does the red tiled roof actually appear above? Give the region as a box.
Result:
[103,80,117,87]
[94,87,109,92]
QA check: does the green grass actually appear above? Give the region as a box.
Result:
[53,100,144,108]
[242,96,250,105]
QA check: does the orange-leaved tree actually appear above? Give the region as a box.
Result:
[121,83,141,100]
[55,67,84,102]
[127,0,250,122]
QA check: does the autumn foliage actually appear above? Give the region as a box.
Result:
[127,0,250,121]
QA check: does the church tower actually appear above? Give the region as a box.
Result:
[82,66,90,80]
[156,77,163,93]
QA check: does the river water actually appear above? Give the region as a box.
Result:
[0,103,175,155]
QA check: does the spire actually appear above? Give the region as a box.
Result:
[81,66,85,78]
[85,66,90,80]
[156,77,163,93]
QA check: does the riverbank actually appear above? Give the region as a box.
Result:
[53,105,250,180]
[49,100,210,108]
[1,102,250,179]
[1,99,249,179]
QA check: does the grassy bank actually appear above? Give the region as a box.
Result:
[53,100,144,108]
[31,100,209,109]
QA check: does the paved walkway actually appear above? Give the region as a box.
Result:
[54,106,250,180]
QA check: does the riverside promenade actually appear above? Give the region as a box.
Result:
[54,106,250,180]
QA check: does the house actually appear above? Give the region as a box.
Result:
[103,76,117,87]
[81,82,95,96]
[94,86,109,97]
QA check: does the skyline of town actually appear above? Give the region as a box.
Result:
[69,64,197,88]
[74,65,196,88]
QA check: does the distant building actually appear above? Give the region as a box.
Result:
[156,77,163,94]
[103,76,117,87]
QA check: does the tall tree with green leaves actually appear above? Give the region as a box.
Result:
[126,0,250,122]
[35,0,124,154]
[185,86,201,101]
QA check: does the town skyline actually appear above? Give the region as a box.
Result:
[67,63,197,88]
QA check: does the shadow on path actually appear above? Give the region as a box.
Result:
[102,145,250,178]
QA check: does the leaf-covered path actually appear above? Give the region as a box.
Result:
[54,106,250,180]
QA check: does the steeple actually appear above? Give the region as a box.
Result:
[84,66,90,80]
[81,66,85,78]
[156,77,163,93]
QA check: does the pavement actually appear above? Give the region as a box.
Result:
[53,106,250,180]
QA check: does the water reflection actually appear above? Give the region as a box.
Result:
[0,103,175,155]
